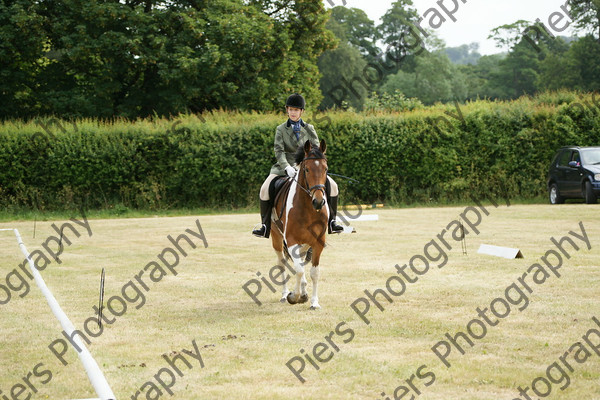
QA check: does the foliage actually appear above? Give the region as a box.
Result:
[363,90,423,113]
[2,92,600,211]
[0,0,47,118]
[494,40,544,98]
[567,35,600,90]
[376,0,422,77]
[537,38,578,91]
[327,6,378,57]
[0,0,335,119]
[318,41,369,110]
[444,43,482,65]
[381,51,468,104]
[488,20,533,52]
[317,6,375,110]
[569,0,600,39]
[4,0,600,115]
[316,1,600,107]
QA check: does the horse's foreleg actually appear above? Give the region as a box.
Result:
[275,250,290,302]
[310,265,320,309]
[272,227,291,303]
[287,244,308,304]
[309,247,323,309]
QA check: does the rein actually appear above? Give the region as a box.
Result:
[327,172,360,184]
[293,155,327,198]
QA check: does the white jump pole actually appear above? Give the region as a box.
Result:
[9,228,116,400]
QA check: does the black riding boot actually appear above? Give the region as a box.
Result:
[328,196,344,234]
[252,200,272,238]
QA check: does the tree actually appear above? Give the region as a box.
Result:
[2,0,335,118]
[280,0,336,109]
[38,0,208,117]
[445,43,482,65]
[381,51,467,104]
[568,35,600,90]
[0,0,47,119]
[537,38,579,91]
[318,41,368,109]
[488,20,533,52]
[488,40,543,99]
[486,20,558,99]
[377,0,422,76]
[328,6,378,58]
[459,54,505,99]
[569,0,600,40]
[318,6,379,110]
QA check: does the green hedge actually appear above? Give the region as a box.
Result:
[1,92,600,211]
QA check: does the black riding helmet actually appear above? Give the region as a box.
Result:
[285,93,305,109]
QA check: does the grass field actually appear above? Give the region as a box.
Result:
[0,203,599,400]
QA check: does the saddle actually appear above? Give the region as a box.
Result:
[269,176,288,202]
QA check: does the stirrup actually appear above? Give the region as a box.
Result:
[252,223,268,238]
[329,220,344,234]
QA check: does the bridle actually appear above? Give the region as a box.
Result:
[295,155,327,199]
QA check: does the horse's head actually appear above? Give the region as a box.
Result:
[300,139,328,211]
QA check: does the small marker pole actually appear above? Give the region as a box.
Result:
[460,220,467,255]
[98,268,105,328]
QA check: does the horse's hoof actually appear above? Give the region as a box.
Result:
[280,297,287,303]
[287,292,297,304]
[310,305,321,310]
[299,293,309,303]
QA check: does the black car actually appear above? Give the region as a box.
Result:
[548,146,600,204]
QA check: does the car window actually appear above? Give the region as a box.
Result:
[581,149,600,165]
[572,151,581,165]
[557,150,571,167]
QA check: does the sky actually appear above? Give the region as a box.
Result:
[325,0,578,55]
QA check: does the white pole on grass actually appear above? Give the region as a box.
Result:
[10,228,116,400]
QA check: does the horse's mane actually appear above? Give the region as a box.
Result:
[294,143,326,165]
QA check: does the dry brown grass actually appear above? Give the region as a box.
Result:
[0,204,599,399]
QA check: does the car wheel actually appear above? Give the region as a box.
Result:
[549,184,564,204]
[584,181,597,204]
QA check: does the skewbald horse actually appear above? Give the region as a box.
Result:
[271,139,329,309]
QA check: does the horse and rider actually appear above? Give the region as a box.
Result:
[252,93,344,309]
[252,93,344,239]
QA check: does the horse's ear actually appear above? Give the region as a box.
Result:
[319,139,326,154]
[304,140,312,154]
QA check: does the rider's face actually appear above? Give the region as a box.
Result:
[287,107,303,122]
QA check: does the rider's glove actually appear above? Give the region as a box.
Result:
[285,166,296,179]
